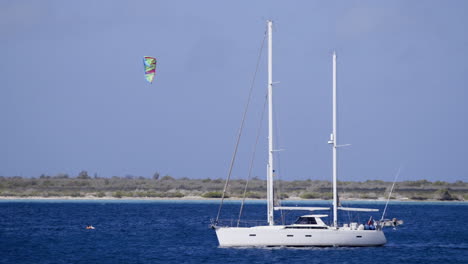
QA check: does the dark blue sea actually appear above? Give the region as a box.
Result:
[1,200,467,264]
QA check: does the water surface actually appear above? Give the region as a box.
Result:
[1,200,466,263]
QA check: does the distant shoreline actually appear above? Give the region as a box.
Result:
[0,196,465,203]
[1,177,466,201]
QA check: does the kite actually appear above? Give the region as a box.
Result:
[143,56,157,83]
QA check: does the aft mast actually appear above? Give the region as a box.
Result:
[266,20,275,226]
[329,52,338,228]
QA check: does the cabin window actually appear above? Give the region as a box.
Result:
[287,235,294,237]
[295,217,317,225]
[356,236,362,238]
[249,234,256,237]
[305,235,312,237]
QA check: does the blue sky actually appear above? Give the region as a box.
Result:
[1,0,467,182]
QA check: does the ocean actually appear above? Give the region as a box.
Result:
[0,200,466,264]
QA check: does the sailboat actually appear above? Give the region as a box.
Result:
[212,20,387,247]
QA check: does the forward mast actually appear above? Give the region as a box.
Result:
[266,20,274,226]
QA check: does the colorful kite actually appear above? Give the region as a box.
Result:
[143,56,157,83]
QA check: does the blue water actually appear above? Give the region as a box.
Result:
[1,200,467,264]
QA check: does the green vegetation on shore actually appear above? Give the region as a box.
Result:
[0,172,466,201]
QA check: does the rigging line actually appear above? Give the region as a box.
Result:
[237,94,268,227]
[381,165,403,221]
[272,98,284,223]
[215,30,267,224]
[337,179,351,223]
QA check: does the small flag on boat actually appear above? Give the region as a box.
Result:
[143,56,157,83]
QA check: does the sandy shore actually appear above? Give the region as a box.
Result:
[0,196,464,202]
[0,196,215,201]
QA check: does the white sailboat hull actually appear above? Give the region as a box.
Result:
[215,226,386,247]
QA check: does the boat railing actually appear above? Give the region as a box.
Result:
[211,218,269,228]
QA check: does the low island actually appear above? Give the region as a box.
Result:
[0,172,466,201]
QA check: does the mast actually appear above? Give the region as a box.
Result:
[266,20,274,226]
[329,52,338,228]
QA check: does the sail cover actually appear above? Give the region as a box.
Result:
[143,56,157,83]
